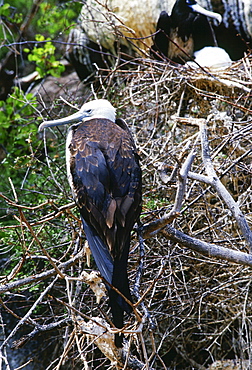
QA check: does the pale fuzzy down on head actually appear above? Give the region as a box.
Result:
[38,99,116,132]
[80,99,116,122]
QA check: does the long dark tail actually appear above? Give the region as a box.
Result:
[82,218,132,347]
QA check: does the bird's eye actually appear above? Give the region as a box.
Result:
[86,109,92,114]
[186,0,196,4]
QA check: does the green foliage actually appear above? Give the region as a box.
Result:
[24,35,65,78]
[36,1,82,38]
[0,0,82,203]
[0,3,10,17]
[0,87,42,219]
[144,196,169,211]
[0,2,23,23]
[0,2,83,362]
[0,0,33,59]
[0,87,38,154]
[0,0,82,60]
[0,89,68,224]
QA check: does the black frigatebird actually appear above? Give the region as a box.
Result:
[151,0,222,63]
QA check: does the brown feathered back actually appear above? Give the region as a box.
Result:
[68,117,142,260]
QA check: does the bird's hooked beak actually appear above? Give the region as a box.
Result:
[189,3,222,24]
[38,110,89,132]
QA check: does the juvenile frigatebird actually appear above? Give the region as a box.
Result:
[151,0,222,63]
[38,99,142,347]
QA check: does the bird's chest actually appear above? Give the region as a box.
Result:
[168,27,194,61]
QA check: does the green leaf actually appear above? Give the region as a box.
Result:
[35,34,45,42]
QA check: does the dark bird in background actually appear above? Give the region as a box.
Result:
[39,99,142,347]
[151,0,222,64]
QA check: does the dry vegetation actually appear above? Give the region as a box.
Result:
[1,36,252,370]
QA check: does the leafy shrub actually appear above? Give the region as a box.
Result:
[24,34,65,78]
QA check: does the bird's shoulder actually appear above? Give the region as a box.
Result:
[69,117,136,157]
[156,11,171,33]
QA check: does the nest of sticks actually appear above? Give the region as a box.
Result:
[82,53,252,368]
[1,41,252,369]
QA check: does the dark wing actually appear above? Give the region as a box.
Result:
[192,14,217,51]
[68,123,114,283]
[150,11,171,60]
[150,6,217,63]
[68,117,141,267]
[151,10,195,63]
[82,218,114,284]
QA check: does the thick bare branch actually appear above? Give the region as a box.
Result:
[200,120,252,252]
[163,225,252,267]
[11,318,70,349]
[0,251,83,294]
[172,143,198,213]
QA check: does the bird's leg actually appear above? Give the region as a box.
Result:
[208,21,218,47]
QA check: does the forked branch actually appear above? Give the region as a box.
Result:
[199,119,252,252]
[142,117,252,266]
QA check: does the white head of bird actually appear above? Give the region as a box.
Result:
[38,99,116,132]
[186,0,222,24]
